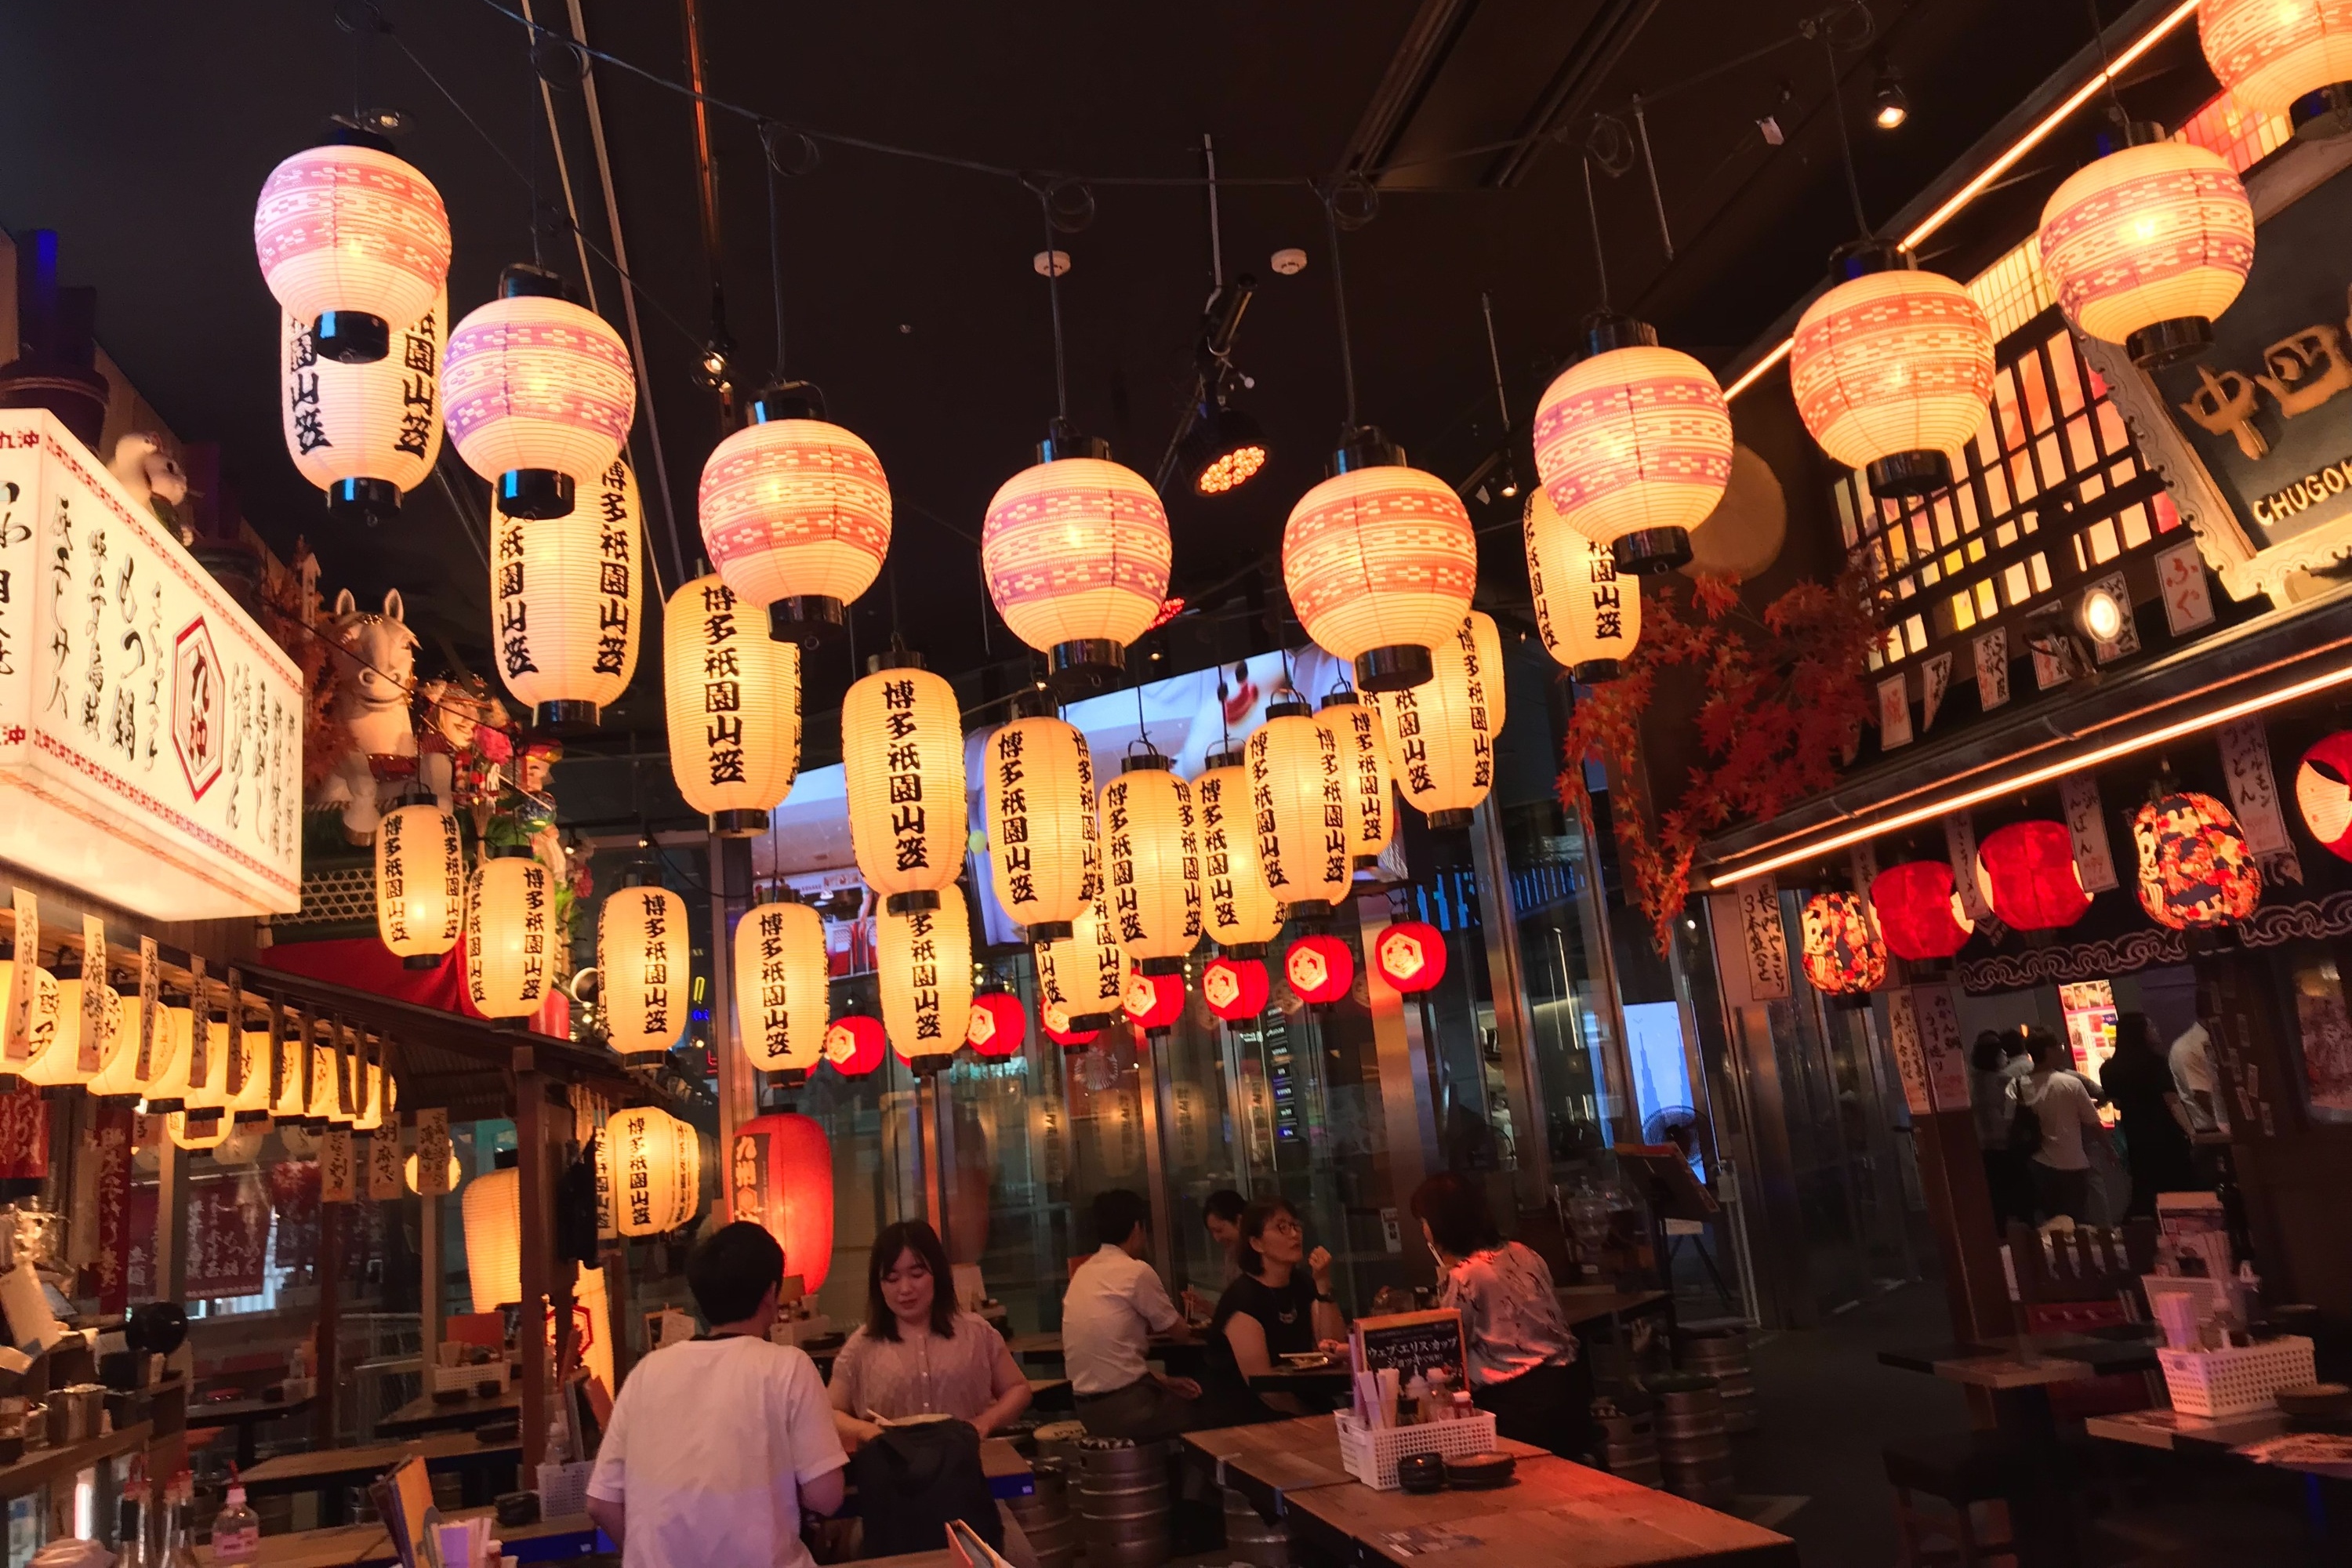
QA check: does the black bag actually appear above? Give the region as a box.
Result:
[2008,1098,2043,1158]
[851,1419,1004,1557]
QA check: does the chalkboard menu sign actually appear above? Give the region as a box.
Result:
[1350,1308,1468,1387]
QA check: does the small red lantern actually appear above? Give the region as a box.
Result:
[1373,921,1447,994]
[1798,891,1887,996]
[2294,731,2352,862]
[1868,861,1974,961]
[1122,968,1185,1035]
[2132,791,2262,931]
[1040,1004,1099,1050]
[1976,820,2092,931]
[965,992,1027,1059]
[732,1112,836,1292]
[822,1014,887,1077]
[1202,956,1270,1022]
[1284,935,1355,1007]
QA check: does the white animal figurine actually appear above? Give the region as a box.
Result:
[314,588,419,844]
[108,432,190,536]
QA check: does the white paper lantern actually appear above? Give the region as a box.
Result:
[604,1106,702,1236]
[1526,492,1640,681]
[376,801,464,968]
[662,572,802,837]
[166,1109,228,1152]
[1789,261,1996,499]
[89,990,177,1102]
[877,881,973,1068]
[220,1023,274,1120]
[1035,895,1127,1034]
[443,266,636,519]
[1246,700,1351,919]
[982,445,1172,684]
[0,963,58,1084]
[1283,455,1478,692]
[307,1037,350,1126]
[407,1150,466,1194]
[1100,758,1202,971]
[600,883,689,1055]
[1192,752,1283,954]
[463,1166,523,1311]
[281,289,446,523]
[842,658,967,912]
[986,713,1098,941]
[253,136,452,364]
[34,967,114,1094]
[178,1007,229,1115]
[1370,611,1504,829]
[465,852,554,1019]
[270,1026,310,1124]
[1316,692,1396,871]
[490,459,642,728]
[699,386,892,644]
[136,1000,198,1112]
[2037,138,2254,367]
[350,1060,394,1133]
[735,896,829,1076]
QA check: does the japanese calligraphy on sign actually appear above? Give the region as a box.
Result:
[368,1127,403,1200]
[1913,984,1975,1114]
[1735,876,1790,1002]
[2219,715,2301,885]
[1886,988,1933,1117]
[1973,630,2009,713]
[1947,812,1994,926]
[2059,775,2120,893]
[320,1130,354,1204]
[4,889,33,1062]
[413,1108,452,1197]
[77,915,106,1074]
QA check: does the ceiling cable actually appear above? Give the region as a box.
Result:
[517,0,600,314]
[1581,154,1613,310]
[1631,96,1675,261]
[1036,188,1071,423]
[1320,188,1359,434]
[766,146,788,382]
[1820,34,1874,241]
[1479,292,1512,437]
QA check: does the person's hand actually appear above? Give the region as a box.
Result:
[842,1416,883,1452]
[1181,1287,1213,1322]
[1317,1338,1348,1356]
[1308,1246,1334,1287]
[1156,1371,1203,1400]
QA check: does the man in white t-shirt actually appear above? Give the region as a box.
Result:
[587,1222,847,1568]
[1063,1189,1201,1440]
[2169,1018,2224,1134]
[2020,1028,2107,1222]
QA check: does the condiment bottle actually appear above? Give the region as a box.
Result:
[210,1480,260,1565]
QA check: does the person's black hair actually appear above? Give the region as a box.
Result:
[2023,1025,2065,1067]
[1091,1189,1150,1251]
[1235,1197,1301,1278]
[1409,1171,1502,1259]
[687,1221,785,1327]
[2114,1011,2158,1060]
[1203,1190,1248,1228]
[1971,1031,2009,1074]
[866,1219,958,1342]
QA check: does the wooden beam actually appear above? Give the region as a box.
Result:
[515,1063,554,1472]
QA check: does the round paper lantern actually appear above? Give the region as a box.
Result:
[1201,956,1271,1022]
[2037,138,2254,368]
[280,289,446,523]
[465,851,555,1018]
[222,1023,276,1120]
[179,1007,230,1115]
[1247,700,1352,920]
[1976,820,2093,931]
[0,963,59,1084]
[1531,317,1734,575]
[1101,757,1202,972]
[213,1120,267,1166]
[1122,967,1185,1036]
[1036,895,1127,1033]
[407,1150,466,1193]
[1525,490,1640,681]
[966,991,1027,1059]
[604,1106,703,1237]
[463,1167,523,1311]
[1791,255,1996,499]
[2200,0,2352,118]
[878,881,972,1069]
[269,1029,310,1124]
[305,1037,349,1126]
[1284,934,1355,1007]
[2133,790,2263,930]
[136,1000,198,1112]
[1799,891,1888,996]
[88,991,178,1102]
[34,965,115,1094]
[823,1014,887,1077]
[699,383,891,645]
[253,134,451,364]
[600,881,688,1055]
[1869,860,1976,961]
[1193,750,1283,955]
[489,458,642,728]
[1370,612,1506,830]
[376,800,464,969]
[167,1109,228,1152]
[737,895,829,1076]
[1040,1007,1100,1049]
[663,572,802,837]
[2295,730,2352,859]
[1317,691,1397,870]
[443,265,636,519]
[732,1112,836,1291]
[986,712,1098,940]
[983,437,1172,685]
[1282,448,1478,691]
[1373,920,1448,994]
[842,656,967,913]
[351,1060,393,1133]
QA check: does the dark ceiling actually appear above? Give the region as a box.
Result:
[0,0,2212,763]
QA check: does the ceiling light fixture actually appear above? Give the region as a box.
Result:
[1872,64,1911,129]
[1169,136,1270,498]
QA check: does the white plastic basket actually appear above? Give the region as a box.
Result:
[2158,1336,2315,1419]
[536,1461,593,1519]
[1334,1410,1497,1490]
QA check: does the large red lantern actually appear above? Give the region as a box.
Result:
[1040,1005,1100,1050]
[823,1014,887,1078]
[2132,792,2262,931]
[1869,861,1975,961]
[1122,968,1185,1036]
[732,1112,836,1293]
[1201,956,1270,1023]
[2294,731,2352,861]
[1976,821,2092,931]
[1284,935,1355,1007]
[1798,892,1888,996]
[966,992,1027,1059]
[1373,921,1447,994]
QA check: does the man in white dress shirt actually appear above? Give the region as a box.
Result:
[1062,1189,1203,1440]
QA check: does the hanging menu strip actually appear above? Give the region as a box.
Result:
[78,916,107,1075]
[186,953,209,1088]
[5,890,36,1062]
[223,968,244,1098]
[135,937,160,1083]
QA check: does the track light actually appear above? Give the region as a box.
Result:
[1873,65,1911,131]
[2076,581,2126,644]
[1180,404,1269,495]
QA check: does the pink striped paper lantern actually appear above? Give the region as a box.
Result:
[2037,138,2253,368]
[1282,439,1477,692]
[983,437,1171,688]
[253,133,451,365]
[1791,257,1994,499]
[442,265,637,520]
[2199,0,2352,120]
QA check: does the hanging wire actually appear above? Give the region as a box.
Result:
[1319,189,1359,433]
[2082,0,2129,126]
[1820,35,1873,240]
[1479,291,1512,436]
[1581,154,1613,310]
[1631,96,1675,262]
[523,31,544,269]
[766,136,788,383]
[1035,188,1071,423]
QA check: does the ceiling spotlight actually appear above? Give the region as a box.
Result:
[1497,465,1521,501]
[1181,405,1269,495]
[1873,65,1911,131]
[696,337,732,392]
[2077,582,2126,644]
[1271,248,1308,276]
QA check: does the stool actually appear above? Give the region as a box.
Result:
[1884,1433,2054,1567]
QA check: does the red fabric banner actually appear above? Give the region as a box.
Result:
[254,936,572,1038]
[88,1104,133,1313]
[0,1082,49,1179]
[124,1174,273,1303]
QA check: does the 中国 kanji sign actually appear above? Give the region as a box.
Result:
[171,615,223,799]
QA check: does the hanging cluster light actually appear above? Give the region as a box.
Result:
[1247,700,1352,920]
[842,654,967,914]
[375,798,463,971]
[823,1014,887,1077]
[2132,790,2263,931]
[1976,820,2092,931]
[1284,933,1354,1007]
[1373,920,1448,995]
[489,458,642,728]
[444,263,637,519]
[253,130,452,365]
[985,699,1098,940]
[599,872,688,1055]
[465,849,554,1019]
[983,427,1173,690]
[966,991,1026,1059]
[1868,860,1975,961]
[1317,692,1396,872]
[2199,0,2352,126]
[732,1112,836,1290]
[2296,731,2352,860]
[1101,753,1202,973]
[1201,954,1271,1023]
[699,383,893,645]
[1283,433,1479,691]
[1798,891,1887,996]
[737,891,829,1078]
[877,881,972,1070]
[1525,489,1639,681]
[663,572,803,836]
[1370,612,1504,830]
[601,1106,703,1237]
[1036,895,1126,1036]
[280,288,446,524]
[1194,747,1283,955]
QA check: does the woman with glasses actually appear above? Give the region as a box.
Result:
[1200,1197,1347,1421]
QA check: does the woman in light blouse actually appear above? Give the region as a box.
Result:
[829,1220,1031,1446]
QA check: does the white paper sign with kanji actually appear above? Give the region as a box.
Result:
[1973,630,2010,711]
[321,1131,355,1203]
[413,1108,452,1197]
[2059,775,2119,893]
[2155,539,2216,636]
[1886,988,1933,1117]
[1947,812,1994,924]
[1914,984,1974,1114]
[1736,877,1791,1002]
[1878,676,1913,750]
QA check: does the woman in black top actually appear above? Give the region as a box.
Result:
[2101,1011,2197,1215]
[1202,1198,1346,1422]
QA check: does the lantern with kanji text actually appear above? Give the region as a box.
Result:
[733,1112,837,1292]
[843,655,967,913]
[986,708,1098,941]
[1369,612,1504,830]
[878,882,973,1070]
[1194,750,1283,953]
[664,572,803,837]
[736,893,829,1077]
[1247,701,1351,920]
[1102,754,1202,972]
[600,878,688,1055]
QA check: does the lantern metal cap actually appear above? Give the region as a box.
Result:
[749,380,828,424]
[1866,449,1953,499]
[320,121,397,154]
[314,310,390,365]
[1353,854,1384,870]
[884,890,941,915]
[1317,689,1363,710]
[1049,640,1127,696]
[1356,644,1434,692]
[534,699,600,732]
[1826,238,1912,283]
[2126,317,2214,370]
[769,595,846,648]
[1037,417,1111,465]
[402,953,441,971]
[498,467,575,521]
[1009,687,1060,719]
[1221,942,1268,960]
[1612,527,1693,576]
[1426,809,1475,831]
[751,877,795,907]
[327,477,402,527]
[1205,748,1245,771]
[1025,920,1075,942]
[1139,957,1183,976]
[1067,1010,1116,1032]
[49,955,79,981]
[1280,898,1334,923]
[1572,657,1621,684]
[487,842,537,860]
[1265,697,1312,720]
[499,262,569,301]
[1578,310,1659,360]
[1120,752,1174,775]
[771,1067,811,1091]
[866,648,927,674]
[711,808,771,838]
[1329,425,1402,476]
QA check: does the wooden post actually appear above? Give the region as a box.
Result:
[711,835,755,1217]
[418,1173,442,1389]
[154,1142,189,1303]
[515,1056,553,1472]
[314,1196,343,1449]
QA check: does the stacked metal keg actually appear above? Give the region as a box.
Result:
[1679,1327,1759,1433]
[1076,1436,1171,1568]
[1221,1486,1291,1568]
[1590,1396,1664,1489]
[1646,1372,1734,1509]
[1006,1457,1078,1568]
[1033,1421,1090,1468]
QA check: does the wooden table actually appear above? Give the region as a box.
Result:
[1247,1364,1354,1411]
[982,1436,1034,1500]
[240,1429,523,1523]
[187,1394,317,1470]
[191,1510,604,1567]
[375,1388,521,1438]
[1182,1415,1545,1523]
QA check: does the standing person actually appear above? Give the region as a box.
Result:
[1971,1030,2034,1230]
[1063,1189,1203,1440]
[2100,1012,2198,1214]
[2019,1027,2107,1223]
[1181,1191,1250,1321]
[585,1223,846,1568]
[1200,1199,1346,1423]
[1409,1173,1593,1461]
[2170,1009,2226,1135]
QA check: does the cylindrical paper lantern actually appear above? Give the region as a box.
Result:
[1976,820,2093,931]
[167,1109,228,1152]
[1525,491,1640,681]
[443,265,636,519]
[986,713,1098,940]
[2132,791,2263,930]
[604,1106,702,1236]
[1869,861,1976,961]
[1370,612,1505,830]
[1036,895,1126,1032]
[1317,692,1397,870]
[463,1167,523,1311]
[376,800,463,969]
[600,882,688,1055]
[2200,0,2352,118]
[350,1059,393,1133]
[966,991,1027,1058]
[407,1150,466,1193]
[269,1029,310,1124]
[1790,257,1996,499]
[34,967,114,1094]
[737,896,829,1076]
[1374,920,1448,994]
[878,881,973,1069]
[843,657,967,912]
[1101,757,1202,972]
[1799,891,1888,996]
[489,458,642,728]
[1122,967,1185,1036]
[253,135,451,364]
[0,964,59,1082]
[824,1014,887,1077]
[1202,955,1271,1022]
[89,991,178,1102]
[983,441,1173,685]
[663,572,803,836]
[213,1120,267,1166]
[2038,138,2254,368]
[222,1023,276,1119]
[136,1000,198,1112]
[180,1007,230,1115]
[306,1037,349,1126]
[281,288,447,523]
[1193,750,1283,955]
[1284,934,1354,1007]
[699,383,892,645]
[1247,701,1351,920]
[465,851,555,1018]
[1532,318,1733,575]
[2295,730,2352,859]
[1282,453,1478,691]
[732,1112,836,1291]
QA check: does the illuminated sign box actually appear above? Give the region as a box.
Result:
[0,411,303,918]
